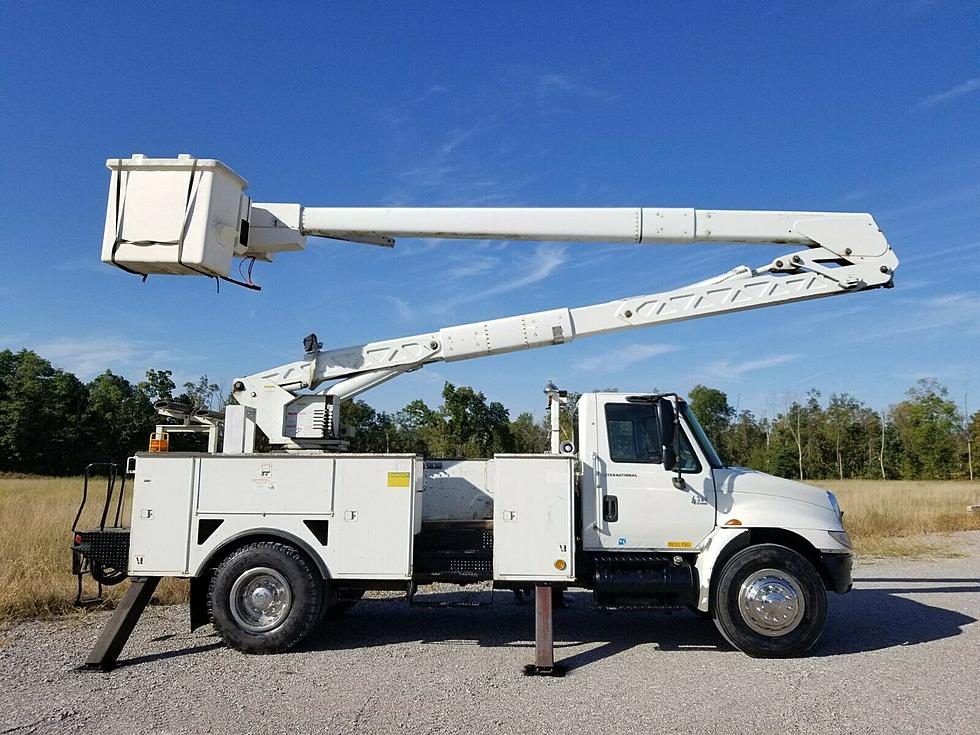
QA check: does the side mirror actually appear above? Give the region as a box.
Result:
[658,397,677,470]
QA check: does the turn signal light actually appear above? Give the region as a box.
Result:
[724,519,743,526]
[554,559,567,571]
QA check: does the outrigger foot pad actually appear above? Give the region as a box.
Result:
[522,663,567,677]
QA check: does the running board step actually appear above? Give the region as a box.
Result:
[408,581,494,607]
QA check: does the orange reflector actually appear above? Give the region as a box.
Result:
[554,559,567,571]
[724,519,743,526]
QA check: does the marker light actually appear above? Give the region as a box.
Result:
[724,519,743,526]
[554,559,567,570]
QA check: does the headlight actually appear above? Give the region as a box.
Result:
[826,491,843,520]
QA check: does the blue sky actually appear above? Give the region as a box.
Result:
[1,2,978,420]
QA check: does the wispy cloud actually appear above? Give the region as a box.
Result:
[573,343,675,373]
[17,336,173,380]
[901,240,979,265]
[841,188,869,202]
[704,353,800,379]
[382,295,415,322]
[537,73,620,103]
[917,77,980,109]
[458,244,567,302]
[388,243,570,321]
[446,251,499,280]
[392,123,514,206]
[875,291,980,338]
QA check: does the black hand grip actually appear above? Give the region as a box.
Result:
[603,494,619,522]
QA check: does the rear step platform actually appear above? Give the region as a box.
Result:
[71,463,133,604]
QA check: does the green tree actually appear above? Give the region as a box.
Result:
[342,399,394,452]
[138,369,176,403]
[391,398,440,455]
[0,350,88,474]
[824,393,882,480]
[511,412,548,453]
[966,409,979,481]
[890,378,962,480]
[84,370,157,464]
[688,385,734,461]
[440,382,513,457]
[178,375,222,412]
[725,409,768,469]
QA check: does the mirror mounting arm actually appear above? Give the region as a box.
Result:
[672,398,686,490]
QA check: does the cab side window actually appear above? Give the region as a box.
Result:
[605,402,701,472]
[605,403,662,463]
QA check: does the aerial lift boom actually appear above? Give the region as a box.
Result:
[101,155,898,448]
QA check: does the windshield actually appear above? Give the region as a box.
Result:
[681,403,724,469]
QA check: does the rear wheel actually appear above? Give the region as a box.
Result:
[209,541,323,654]
[713,544,827,658]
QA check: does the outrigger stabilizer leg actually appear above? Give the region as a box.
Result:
[524,585,566,677]
[85,576,160,671]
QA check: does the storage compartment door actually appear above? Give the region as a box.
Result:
[493,456,575,582]
[129,457,196,575]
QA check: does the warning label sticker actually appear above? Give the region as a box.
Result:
[386,471,411,488]
[667,541,693,549]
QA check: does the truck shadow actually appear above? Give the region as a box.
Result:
[298,580,977,669]
[815,578,978,657]
[108,579,977,672]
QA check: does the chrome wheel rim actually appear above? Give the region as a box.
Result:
[738,568,805,637]
[230,567,292,633]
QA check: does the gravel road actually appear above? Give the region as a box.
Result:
[2,535,978,735]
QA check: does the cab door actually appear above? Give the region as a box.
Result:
[581,395,716,551]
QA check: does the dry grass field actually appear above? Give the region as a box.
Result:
[0,474,187,621]
[815,480,980,556]
[0,474,977,622]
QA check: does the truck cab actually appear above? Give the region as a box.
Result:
[578,391,852,656]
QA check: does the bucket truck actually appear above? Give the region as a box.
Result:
[73,154,897,674]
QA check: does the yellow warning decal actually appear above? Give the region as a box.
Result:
[387,471,411,488]
[667,541,693,549]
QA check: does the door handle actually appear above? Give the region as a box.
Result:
[603,495,619,523]
[592,453,603,529]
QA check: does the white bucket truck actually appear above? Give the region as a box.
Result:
[74,155,895,674]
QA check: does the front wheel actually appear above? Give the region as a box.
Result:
[713,544,827,658]
[209,541,323,654]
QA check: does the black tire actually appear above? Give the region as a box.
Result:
[209,541,323,654]
[713,543,827,658]
[91,562,127,586]
[323,589,365,619]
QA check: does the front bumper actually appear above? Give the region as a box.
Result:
[820,552,853,594]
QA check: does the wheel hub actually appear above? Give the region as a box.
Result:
[230,567,293,634]
[738,568,805,637]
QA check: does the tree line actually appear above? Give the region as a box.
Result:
[1,347,977,481]
[686,381,978,481]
